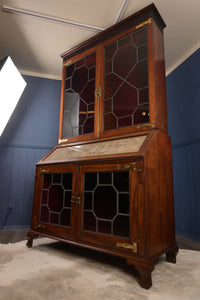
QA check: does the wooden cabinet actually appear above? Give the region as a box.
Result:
[27,4,178,289]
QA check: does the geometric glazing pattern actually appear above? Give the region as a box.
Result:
[103,26,149,131]
[82,171,129,238]
[40,173,73,227]
[62,52,96,138]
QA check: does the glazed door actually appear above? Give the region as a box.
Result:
[59,46,100,144]
[76,161,138,252]
[33,165,77,239]
[100,23,152,138]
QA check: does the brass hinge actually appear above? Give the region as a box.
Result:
[58,138,69,144]
[117,162,142,180]
[116,242,137,253]
[137,121,155,130]
[39,168,50,174]
[64,59,72,66]
[136,18,151,30]
[95,86,102,98]
[117,162,137,171]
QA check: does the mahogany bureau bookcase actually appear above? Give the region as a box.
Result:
[27,3,178,289]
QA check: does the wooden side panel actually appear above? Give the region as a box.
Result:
[30,166,42,230]
[159,133,176,249]
[148,20,168,133]
[143,130,176,258]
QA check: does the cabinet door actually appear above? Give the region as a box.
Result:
[76,162,138,252]
[33,165,77,239]
[100,24,151,138]
[59,46,100,143]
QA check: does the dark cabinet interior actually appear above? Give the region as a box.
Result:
[27,4,178,289]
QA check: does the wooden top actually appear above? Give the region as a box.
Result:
[61,3,166,61]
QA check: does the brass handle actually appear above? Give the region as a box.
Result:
[76,196,81,206]
[71,194,76,204]
[71,194,81,205]
[116,242,137,253]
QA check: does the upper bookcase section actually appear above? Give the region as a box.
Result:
[58,3,168,144]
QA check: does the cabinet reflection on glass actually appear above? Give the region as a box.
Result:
[83,171,130,238]
[62,52,96,138]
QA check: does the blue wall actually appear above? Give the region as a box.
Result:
[0,75,61,228]
[167,48,200,242]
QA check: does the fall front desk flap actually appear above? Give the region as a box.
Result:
[41,135,148,163]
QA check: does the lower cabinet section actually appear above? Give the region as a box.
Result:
[27,150,178,289]
[29,161,138,251]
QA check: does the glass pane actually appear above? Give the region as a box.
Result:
[64,191,72,208]
[40,173,73,228]
[40,206,49,223]
[48,185,63,212]
[50,213,59,224]
[84,192,93,210]
[134,104,149,124]
[104,113,117,131]
[83,171,129,238]
[43,174,51,189]
[41,190,48,205]
[62,173,72,189]
[83,212,96,232]
[114,171,129,192]
[113,215,129,237]
[98,220,111,234]
[53,174,61,184]
[94,186,117,219]
[103,26,149,131]
[99,172,112,184]
[60,209,71,227]
[119,193,129,214]
[104,42,117,60]
[84,172,97,190]
[62,52,96,139]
